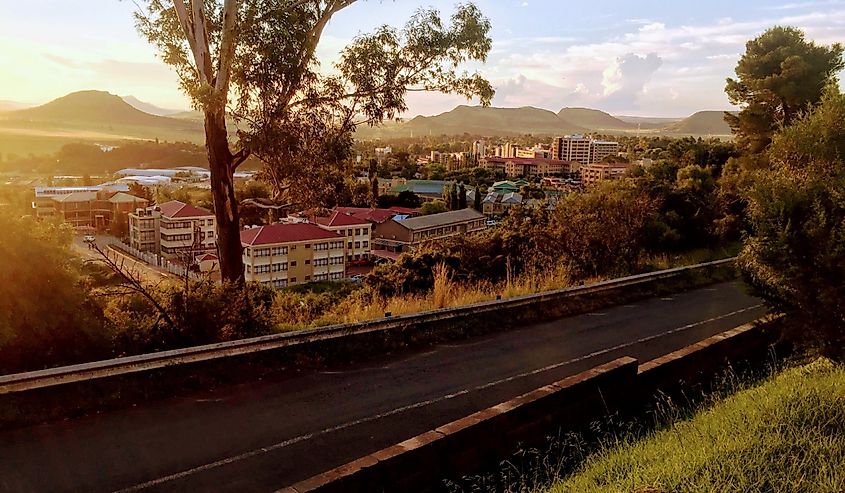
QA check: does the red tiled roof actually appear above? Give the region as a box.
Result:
[195,253,218,261]
[334,207,398,224]
[240,223,342,246]
[158,200,213,218]
[314,210,370,227]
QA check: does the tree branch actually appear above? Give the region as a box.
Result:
[215,0,239,94]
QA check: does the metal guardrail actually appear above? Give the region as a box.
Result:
[0,258,736,395]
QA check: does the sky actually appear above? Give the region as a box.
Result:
[0,0,843,117]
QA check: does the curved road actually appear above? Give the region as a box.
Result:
[0,282,766,493]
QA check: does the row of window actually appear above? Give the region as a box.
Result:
[342,228,369,237]
[161,233,193,242]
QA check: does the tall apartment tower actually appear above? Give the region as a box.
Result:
[551,135,619,164]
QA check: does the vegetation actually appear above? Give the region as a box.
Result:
[739,87,845,359]
[135,0,495,283]
[547,358,845,493]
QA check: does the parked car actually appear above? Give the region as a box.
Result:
[83,235,96,243]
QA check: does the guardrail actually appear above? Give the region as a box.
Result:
[0,257,735,396]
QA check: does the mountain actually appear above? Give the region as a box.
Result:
[122,96,183,116]
[662,110,735,136]
[557,107,635,131]
[384,105,587,137]
[0,100,33,112]
[614,115,683,129]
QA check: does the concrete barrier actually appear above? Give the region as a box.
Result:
[0,258,736,430]
[286,317,781,493]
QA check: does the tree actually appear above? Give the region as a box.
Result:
[450,182,459,210]
[128,182,155,202]
[726,27,844,155]
[135,1,494,283]
[420,200,448,216]
[473,186,482,212]
[458,182,467,209]
[738,87,845,359]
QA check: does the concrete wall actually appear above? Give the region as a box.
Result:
[285,318,782,493]
[0,259,736,430]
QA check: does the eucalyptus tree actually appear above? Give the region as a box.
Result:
[136,0,494,283]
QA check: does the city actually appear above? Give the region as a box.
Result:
[0,1,843,492]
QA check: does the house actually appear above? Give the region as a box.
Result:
[332,206,420,239]
[482,157,577,178]
[241,223,346,287]
[49,188,148,230]
[313,210,372,262]
[195,253,219,273]
[128,200,217,258]
[482,191,524,216]
[372,208,486,253]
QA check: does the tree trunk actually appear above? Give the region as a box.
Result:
[205,108,244,284]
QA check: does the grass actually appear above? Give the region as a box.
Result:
[547,358,845,493]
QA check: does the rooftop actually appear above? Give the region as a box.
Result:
[314,210,371,227]
[240,223,343,246]
[394,208,485,231]
[158,200,214,219]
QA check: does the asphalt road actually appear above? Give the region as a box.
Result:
[71,234,173,283]
[0,282,766,493]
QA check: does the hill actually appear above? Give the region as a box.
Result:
[662,110,735,136]
[0,91,205,155]
[614,115,683,129]
[557,107,635,131]
[122,96,183,116]
[0,100,32,112]
[382,105,587,138]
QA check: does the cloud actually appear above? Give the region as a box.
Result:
[601,53,663,103]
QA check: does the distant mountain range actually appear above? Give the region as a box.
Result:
[0,90,735,157]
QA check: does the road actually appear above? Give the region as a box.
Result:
[72,234,173,283]
[0,282,766,493]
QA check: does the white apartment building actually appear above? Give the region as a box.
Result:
[551,135,593,163]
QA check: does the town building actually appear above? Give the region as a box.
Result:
[313,210,373,262]
[482,157,578,178]
[579,163,631,186]
[47,188,148,230]
[372,208,486,253]
[32,184,130,220]
[387,179,450,201]
[551,135,620,165]
[128,200,217,258]
[241,223,346,287]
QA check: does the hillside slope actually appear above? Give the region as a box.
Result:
[389,105,587,137]
[663,110,735,135]
[122,96,183,117]
[557,107,635,131]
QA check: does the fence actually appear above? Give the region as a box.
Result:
[109,242,201,280]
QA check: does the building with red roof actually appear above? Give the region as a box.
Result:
[312,210,373,262]
[241,223,346,288]
[481,156,579,178]
[128,200,216,258]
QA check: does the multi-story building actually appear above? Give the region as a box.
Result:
[32,184,130,219]
[48,188,148,230]
[482,157,577,178]
[580,163,631,186]
[372,208,486,253]
[590,140,620,163]
[551,135,620,165]
[313,210,372,262]
[551,135,592,163]
[241,223,346,287]
[129,200,216,258]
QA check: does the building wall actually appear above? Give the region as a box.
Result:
[320,224,372,261]
[129,210,161,253]
[159,216,216,258]
[243,237,346,287]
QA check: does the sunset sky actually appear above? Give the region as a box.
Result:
[1,0,843,117]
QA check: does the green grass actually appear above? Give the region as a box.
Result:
[548,358,845,493]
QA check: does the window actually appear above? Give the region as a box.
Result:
[254,265,271,274]
[290,277,297,283]
[330,256,344,265]
[363,228,369,235]
[271,262,288,272]
[272,279,288,288]
[348,242,353,249]
[354,241,361,248]
[363,241,369,248]
[305,259,311,265]
[305,244,311,249]
[271,246,288,256]
[330,272,343,280]
[290,261,297,267]
[304,276,311,282]
[245,247,251,257]
[313,273,328,281]
[347,229,353,236]
[254,248,271,257]
[355,228,361,235]
[314,258,329,267]
[314,243,329,251]
[246,265,252,274]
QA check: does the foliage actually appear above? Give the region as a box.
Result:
[0,214,107,373]
[105,280,276,355]
[739,88,845,358]
[548,358,845,493]
[726,26,844,154]
[419,200,448,216]
[377,190,421,209]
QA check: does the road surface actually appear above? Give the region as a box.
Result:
[72,234,172,283]
[0,282,766,493]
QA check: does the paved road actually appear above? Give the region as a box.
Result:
[72,234,172,283]
[0,282,766,493]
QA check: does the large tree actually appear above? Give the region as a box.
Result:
[136,1,494,283]
[738,87,845,359]
[725,26,843,155]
